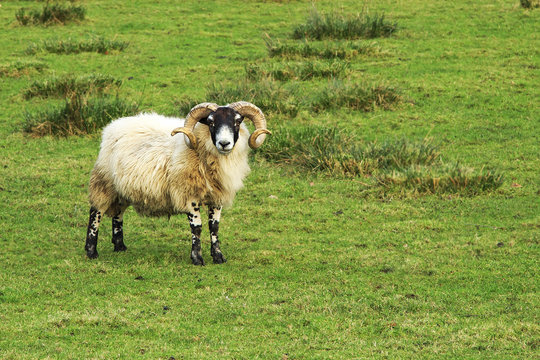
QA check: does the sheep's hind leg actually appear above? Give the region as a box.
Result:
[187,202,204,266]
[208,205,226,264]
[85,207,102,259]
[112,207,128,252]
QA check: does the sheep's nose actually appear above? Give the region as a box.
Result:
[219,140,231,148]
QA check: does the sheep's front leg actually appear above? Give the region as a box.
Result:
[85,207,102,259]
[187,202,204,266]
[208,205,226,264]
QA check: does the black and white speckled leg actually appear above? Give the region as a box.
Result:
[208,205,226,264]
[187,201,204,265]
[112,209,127,252]
[85,207,102,259]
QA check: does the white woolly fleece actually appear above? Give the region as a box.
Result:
[92,112,251,215]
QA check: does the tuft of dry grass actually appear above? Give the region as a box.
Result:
[520,0,540,8]
[261,126,439,175]
[177,79,403,116]
[177,79,300,117]
[307,80,403,112]
[292,8,397,40]
[25,36,129,55]
[265,37,382,59]
[16,3,86,26]
[258,125,503,195]
[22,73,135,137]
[378,163,504,195]
[0,60,47,78]
[245,60,349,81]
[23,74,122,99]
[23,95,138,137]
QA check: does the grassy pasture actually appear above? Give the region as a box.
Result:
[0,0,538,359]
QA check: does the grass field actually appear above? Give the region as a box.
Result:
[0,0,538,358]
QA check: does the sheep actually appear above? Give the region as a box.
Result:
[84,101,271,265]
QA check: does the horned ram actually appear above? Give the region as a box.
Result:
[84,101,271,265]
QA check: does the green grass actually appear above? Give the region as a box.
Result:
[16,2,86,26]
[0,0,538,358]
[25,36,129,55]
[292,7,397,40]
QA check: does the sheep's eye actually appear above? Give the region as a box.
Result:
[234,114,243,128]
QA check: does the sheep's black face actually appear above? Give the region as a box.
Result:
[200,107,244,155]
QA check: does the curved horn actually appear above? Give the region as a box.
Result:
[227,101,271,149]
[171,102,219,149]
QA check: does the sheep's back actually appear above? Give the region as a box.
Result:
[96,113,187,214]
[91,112,252,216]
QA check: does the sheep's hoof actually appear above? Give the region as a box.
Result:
[113,243,127,252]
[86,249,99,259]
[191,253,205,266]
[212,252,227,264]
